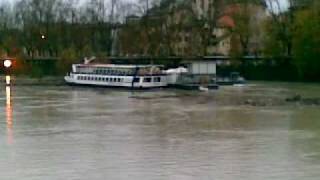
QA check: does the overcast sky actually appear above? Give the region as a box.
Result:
[1,0,137,5]
[1,0,289,10]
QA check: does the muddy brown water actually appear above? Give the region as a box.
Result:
[1,80,320,180]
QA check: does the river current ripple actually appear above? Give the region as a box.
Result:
[1,81,320,180]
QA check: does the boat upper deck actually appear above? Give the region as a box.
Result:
[74,64,164,69]
[72,64,166,76]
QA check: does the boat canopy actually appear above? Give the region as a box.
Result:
[73,64,164,75]
[74,64,164,69]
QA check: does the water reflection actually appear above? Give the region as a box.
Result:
[6,75,11,86]
[5,76,13,144]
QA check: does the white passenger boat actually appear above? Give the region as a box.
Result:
[64,64,168,89]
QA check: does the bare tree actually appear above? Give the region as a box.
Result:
[264,0,295,56]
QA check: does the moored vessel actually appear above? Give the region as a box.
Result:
[64,63,168,89]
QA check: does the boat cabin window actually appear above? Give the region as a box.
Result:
[133,78,140,83]
[144,77,152,83]
[154,77,161,82]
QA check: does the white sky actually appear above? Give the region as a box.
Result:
[1,0,289,10]
[1,0,138,5]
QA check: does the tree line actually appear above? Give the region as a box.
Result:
[0,0,157,58]
[264,0,319,80]
[0,0,319,80]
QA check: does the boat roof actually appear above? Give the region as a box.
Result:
[74,64,164,68]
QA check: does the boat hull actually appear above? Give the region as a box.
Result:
[64,75,167,89]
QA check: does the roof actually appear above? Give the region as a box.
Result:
[218,15,235,28]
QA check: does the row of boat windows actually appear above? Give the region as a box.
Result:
[77,76,162,83]
[77,69,134,76]
[143,77,162,82]
[77,76,124,83]
[76,71,165,76]
[76,67,163,76]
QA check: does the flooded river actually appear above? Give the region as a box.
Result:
[1,79,320,180]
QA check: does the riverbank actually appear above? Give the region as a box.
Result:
[2,56,319,82]
[2,76,320,91]
[3,76,320,107]
[0,76,65,86]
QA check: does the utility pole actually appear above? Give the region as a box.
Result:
[145,0,154,64]
[110,0,116,56]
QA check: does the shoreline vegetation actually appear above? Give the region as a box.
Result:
[0,0,319,81]
[0,56,312,83]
